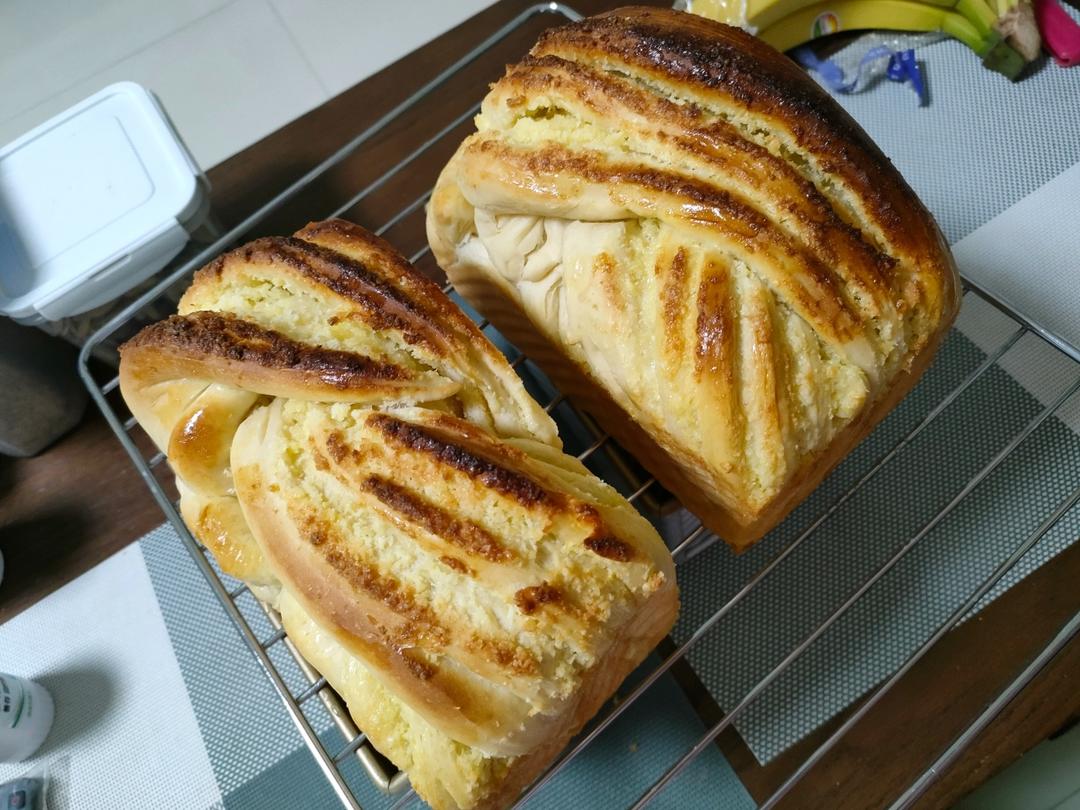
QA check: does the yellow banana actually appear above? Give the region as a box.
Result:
[687,0,1029,77]
[690,0,970,34]
[751,0,987,52]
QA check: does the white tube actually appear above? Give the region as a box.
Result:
[0,673,55,762]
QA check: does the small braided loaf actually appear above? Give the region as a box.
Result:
[120,218,676,810]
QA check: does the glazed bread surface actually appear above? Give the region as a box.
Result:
[118,219,677,810]
[427,6,961,550]
[236,400,675,808]
[119,219,561,584]
[232,399,675,756]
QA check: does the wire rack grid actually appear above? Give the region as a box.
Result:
[77,4,1080,809]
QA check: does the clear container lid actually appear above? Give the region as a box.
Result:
[0,81,209,322]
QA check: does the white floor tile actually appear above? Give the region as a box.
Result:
[0,0,232,125]
[268,0,494,97]
[0,0,328,171]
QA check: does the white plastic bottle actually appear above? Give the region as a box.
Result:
[0,673,54,761]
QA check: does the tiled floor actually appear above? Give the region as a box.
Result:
[0,0,493,170]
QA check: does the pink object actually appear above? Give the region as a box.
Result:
[1034,0,1080,66]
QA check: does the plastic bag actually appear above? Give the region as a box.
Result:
[0,761,49,810]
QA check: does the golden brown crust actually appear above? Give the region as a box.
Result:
[458,139,876,354]
[295,218,504,359]
[426,7,961,550]
[448,268,948,550]
[531,7,952,270]
[280,564,677,810]
[368,413,560,509]
[188,233,452,355]
[129,310,419,388]
[361,475,513,564]
[232,400,676,756]
[179,220,559,446]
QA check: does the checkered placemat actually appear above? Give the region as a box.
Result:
[0,527,754,809]
[672,35,1080,762]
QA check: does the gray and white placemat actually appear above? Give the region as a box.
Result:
[677,301,1080,762]
[671,36,1080,763]
[0,526,754,809]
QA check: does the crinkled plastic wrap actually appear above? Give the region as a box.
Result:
[825,31,946,82]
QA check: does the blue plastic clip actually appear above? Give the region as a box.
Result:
[793,45,927,105]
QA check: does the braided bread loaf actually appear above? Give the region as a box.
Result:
[119,219,677,810]
[427,7,961,551]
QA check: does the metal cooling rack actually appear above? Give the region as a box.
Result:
[78,3,1080,808]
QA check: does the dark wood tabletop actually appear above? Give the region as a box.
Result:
[2,1,1078,807]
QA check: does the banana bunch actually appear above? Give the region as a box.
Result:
[689,0,1042,78]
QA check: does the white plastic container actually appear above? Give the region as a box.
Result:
[0,81,210,325]
[0,673,54,762]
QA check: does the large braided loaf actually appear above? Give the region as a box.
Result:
[119,218,676,810]
[428,7,961,551]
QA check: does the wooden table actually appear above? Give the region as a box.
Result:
[2,1,1078,807]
